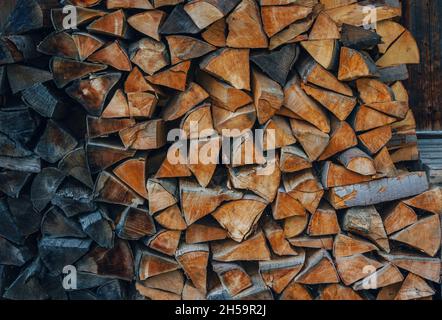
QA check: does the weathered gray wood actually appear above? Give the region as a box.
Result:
[327,172,429,209]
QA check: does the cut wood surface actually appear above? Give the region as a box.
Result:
[0,0,438,301]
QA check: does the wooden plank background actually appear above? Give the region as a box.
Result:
[402,0,442,131]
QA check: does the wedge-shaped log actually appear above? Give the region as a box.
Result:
[76,239,134,281]
[376,30,419,68]
[379,251,441,283]
[145,229,181,256]
[333,233,378,258]
[213,262,252,297]
[119,119,166,150]
[185,219,227,244]
[162,83,208,121]
[34,120,77,164]
[307,202,340,236]
[113,158,148,199]
[338,47,378,81]
[66,72,121,116]
[294,249,339,285]
[116,207,155,240]
[261,4,312,37]
[137,249,180,280]
[259,251,305,294]
[353,263,403,291]
[283,169,324,214]
[252,69,283,124]
[94,171,144,207]
[343,206,389,252]
[88,40,131,71]
[86,116,135,138]
[251,44,299,86]
[226,0,267,48]
[176,243,209,294]
[319,120,357,160]
[211,230,271,262]
[403,188,442,215]
[336,254,383,286]
[303,84,356,121]
[228,159,281,203]
[383,202,417,236]
[180,178,243,225]
[87,10,131,38]
[159,4,200,35]
[197,71,252,112]
[129,38,169,75]
[279,145,311,173]
[284,75,330,133]
[200,48,250,90]
[337,147,376,176]
[290,119,330,161]
[147,178,177,215]
[87,140,135,174]
[263,216,298,256]
[155,205,187,231]
[128,10,165,41]
[297,55,352,96]
[390,214,441,257]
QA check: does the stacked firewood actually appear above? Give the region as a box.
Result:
[0,0,441,300]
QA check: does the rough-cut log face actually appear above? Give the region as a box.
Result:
[0,0,438,301]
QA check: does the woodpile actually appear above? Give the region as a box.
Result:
[0,0,440,300]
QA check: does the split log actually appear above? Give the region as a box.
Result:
[226,0,268,49]
[318,283,363,300]
[262,216,298,256]
[337,147,376,176]
[113,158,148,199]
[301,83,357,121]
[88,40,131,71]
[309,12,340,40]
[279,145,311,173]
[379,251,441,283]
[289,119,330,161]
[383,202,417,236]
[86,140,135,174]
[251,44,299,86]
[272,186,306,220]
[212,195,267,242]
[259,252,305,294]
[176,243,209,294]
[279,282,312,300]
[335,254,383,285]
[307,202,340,236]
[119,119,166,150]
[333,233,378,258]
[200,48,250,90]
[358,126,392,155]
[338,47,378,81]
[211,230,271,262]
[159,4,200,35]
[145,229,181,256]
[321,162,371,189]
[342,206,390,252]
[185,220,227,244]
[394,273,434,300]
[352,263,403,291]
[294,249,339,284]
[340,23,381,50]
[283,215,309,238]
[390,214,441,257]
[213,262,252,296]
[261,4,312,37]
[376,30,420,68]
[297,55,352,96]
[252,69,283,124]
[403,188,442,215]
[183,0,240,30]
[116,207,155,240]
[66,72,121,116]
[129,38,169,75]
[201,18,226,47]
[162,83,208,121]
[319,120,357,160]
[180,178,243,225]
[301,39,339,70]
[51,57,107,88]
[87,10,131,39]
[212,104,256,137]
[146,178,177,215]
[283,169,324,214]
[128,10,166,41]
[155,205,187,231]
[86,116,135,138]
[350,106,396,133]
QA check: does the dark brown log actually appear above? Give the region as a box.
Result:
[116,207,155,241]
[51,6,105,31]
[86,140,135,174]
[7,64,53,94]
[66,72,121,116]
[86,116,135,139]
[341,24,381,50]
[51,57,107,88]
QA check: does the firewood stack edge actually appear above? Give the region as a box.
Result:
[0,0,441,300]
